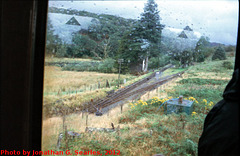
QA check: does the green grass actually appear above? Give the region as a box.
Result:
[178,78,229,85]
[42,57,235,155]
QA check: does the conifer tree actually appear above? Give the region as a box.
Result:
[140,0,163,57]
[212,46,226,60]
[139,0,163,71]
[118,0,163,72]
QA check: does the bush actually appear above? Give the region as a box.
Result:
[224,45,235,52]
[55,44,67,57]
[148,55,170,69]
[222,61,233,69]
[212,46,226,60]
[170,50,193,67]
[62,61,100,72]
[98,58,116,73]
[178,78,229,85]
[61,59,118,73]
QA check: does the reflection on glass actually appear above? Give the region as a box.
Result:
[42,1,238,155]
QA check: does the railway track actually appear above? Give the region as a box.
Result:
[84,65,185,113]
[43,64,184,117]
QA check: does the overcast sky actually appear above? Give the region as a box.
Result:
[49,0,239,45]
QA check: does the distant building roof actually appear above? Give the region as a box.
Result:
[184,26,193,31]
[66,17,81,26]
[161,27,201,51]
[178,31,188,38]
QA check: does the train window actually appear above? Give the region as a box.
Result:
[42,0,238,155]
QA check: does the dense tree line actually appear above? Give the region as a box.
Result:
[46,0,231,73]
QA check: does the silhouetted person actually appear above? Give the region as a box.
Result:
[198,49,239,155]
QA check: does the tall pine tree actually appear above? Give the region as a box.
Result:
[140,0,162,55]
[139,0,163,71]
[117,0,163,73]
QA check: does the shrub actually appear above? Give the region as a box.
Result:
[61,59,118,73]
[62,61,100,72]
[55,44,67,57]
[212,46,226,60]
[178,78,229,85]
[170,50,193,67]
[222,61,233,69]
[98,58,116,73]
[224,45,235,52]
[148,55,170,69]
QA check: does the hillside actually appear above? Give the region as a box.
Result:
[48,7,135,44]
[48,7,201,51]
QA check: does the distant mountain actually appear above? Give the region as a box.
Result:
[209,42,225,47]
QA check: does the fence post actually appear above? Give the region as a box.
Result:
[106,80,110,88]
[86,108,88,127]
[65,126,68,150]
[120,105,123,114]
[62,114,65,132]
[98,81,101,89]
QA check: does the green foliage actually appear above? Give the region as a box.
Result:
[222,61,234,69]
[117,0,164,73]
[212,46,227,60]
[194,36,213,62]
[62,61,100,72]
[49,6,135,59]
[170,50,194,67]
[48,7,99,18]
[87,13,134,59]
[61,59,118,73]
[119,99,158,123]
[224,45,236,52]
[98,58,116,73]
[178,78,229,85]
[148,55,170,69]
[139,0,164,58]
[72,34,97,58]
[169,85,223,102]
[117,30,144,71]
[176,139,198,155]
[46,18,65,55]
[140,0,163,45]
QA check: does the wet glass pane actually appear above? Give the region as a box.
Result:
[42,0,238,155]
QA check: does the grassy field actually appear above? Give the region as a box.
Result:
[42,57,234,155]
[45,57,98,63]
[43,66,132,93]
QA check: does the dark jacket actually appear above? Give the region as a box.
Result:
[198,69,239,156]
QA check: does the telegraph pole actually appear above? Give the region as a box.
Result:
[118,59,124,88]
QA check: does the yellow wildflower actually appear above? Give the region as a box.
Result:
[203,99,207,103]
[192,112,197,116]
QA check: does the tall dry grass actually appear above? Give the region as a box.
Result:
[42,103,131,151]
[43,66,130,92]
